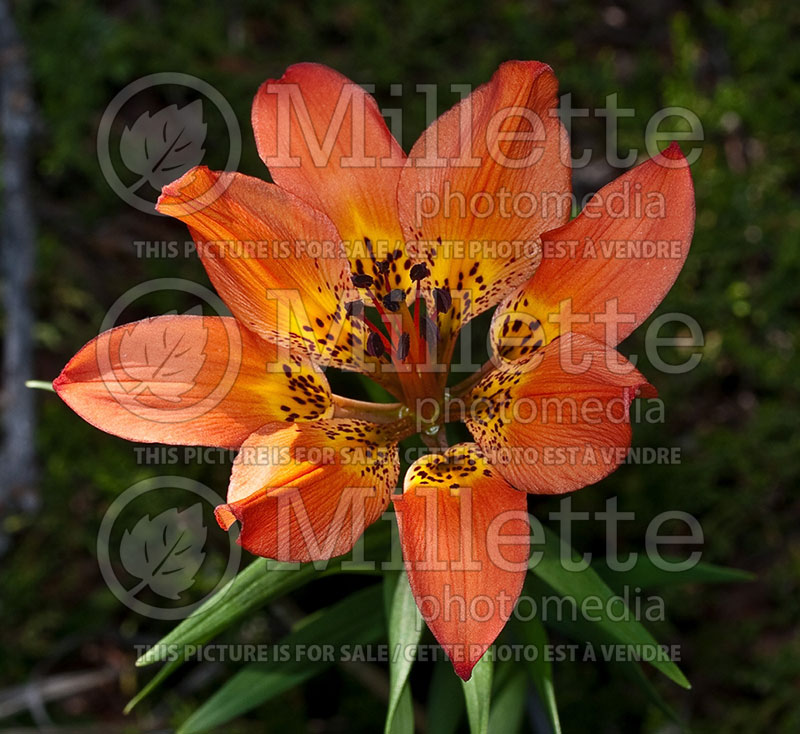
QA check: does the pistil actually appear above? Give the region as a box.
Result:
[348,264,446,425]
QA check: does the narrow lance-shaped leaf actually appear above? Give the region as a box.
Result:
[530,604,684,727]
[427,658,465,734]
[130,524,390,713]
[178,584,386,734]
[487,661,527,734]
[136,558,317,667]
[137,520,390,667]
[593,556,754,592]
[462,653,493,734]
[611,659,684,726]
[509,615,561,734]
[124,658,183,714]
[387,685,415,734]
[383,570,424,734]
[528,523,690,689]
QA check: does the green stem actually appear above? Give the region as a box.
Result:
[331,394,405,424]
[25,380,55,392]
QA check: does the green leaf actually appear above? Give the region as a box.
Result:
[388,683,415,734]
[136,558,317,667]
[611,660,684,727]
[137,521,390,667]
[594,556,754,591]
[539,606,685,728]
[383,570,423,734]
[427,659,464,734]
[462,654,493,734]
[510,616,561,734]
[177,584,385,734]
[488,662,526,734]
[529,524,690,690]
[124,657,182,714]
[531,589,684,727]
[128,558,318,708]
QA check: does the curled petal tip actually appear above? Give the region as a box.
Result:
[157,165,212,207]
[225,421,399,562]
[215,504,237,531]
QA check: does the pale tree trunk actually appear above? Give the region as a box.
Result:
[0,0,38,521]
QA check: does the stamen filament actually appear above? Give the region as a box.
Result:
[361,315,392,352]
[414,280,422,355]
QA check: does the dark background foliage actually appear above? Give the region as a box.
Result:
[1,0,798,731]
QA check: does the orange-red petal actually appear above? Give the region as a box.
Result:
[398,61,571,337]
[252,63,410,297]
[54,315,332,448]
[465,333,656,494]
[492,144,694,359]
[156,166,370,370]
[217,420,399,562]
[392,444,529,680]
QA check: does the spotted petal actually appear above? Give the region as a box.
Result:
[54,315,332,449]
[252,62,411,298]
[216,420,399,561]
[157,166,370,371]
[492,144,694,360]
[398,60,571,351]
[465,333,656,494]
[392,444,529,680]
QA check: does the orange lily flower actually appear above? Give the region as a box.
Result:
[54,61,694,680]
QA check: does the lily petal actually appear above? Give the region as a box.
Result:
[465,333,656,494]
[252,63,411,297]
[217,420,399,562]
[393,444,529,680]
[157,166,369,370]
[492,144,694,360]
[398,60,570,343]
[54,315,332,448]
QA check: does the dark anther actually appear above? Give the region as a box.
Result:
[382,288,405,312]
[376,260,390,275]
[345,300,362,317]
[420,314,439,342]
[382,296,399,313]
[366,332,385,358]
[351,273,374,288]
[434,287,452,312]
[410,262,430,281]
[396,332,411,361]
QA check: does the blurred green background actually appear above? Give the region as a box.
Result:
[1,0,798,731]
